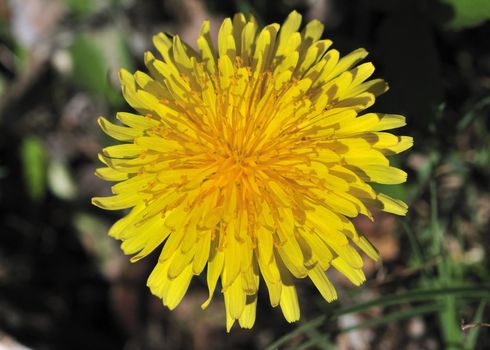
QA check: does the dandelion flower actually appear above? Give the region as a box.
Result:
[92,11,412,331]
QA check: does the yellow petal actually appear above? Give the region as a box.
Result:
[167,242,196,279]
[218,55,235,89]
[224,277,246,319]
[164,264,194,310]
[111,173,154,194]
[116,112,159,130]
[276,10,302,57]
[92,192,140,210]
[300,230,333,270]
[334,244,364,269]
[276,239,308,278]
[383,136,413,154]
[202,235,224,309]
[218,17,234,58]
[108,204,144,239]
[332,257,366,286]
[153,32,172,60]
[125,215,170,261]
[147,257,172,298]
[256,253,281,306]
[238,295,257,329]
[328,48,368,81]
[193,232,211,274]
[377,193,408,215]
[241,20,258,64]
[102,144,143,159]
[241,262,259,295]
[256,226,273,266]
[302,19,324,43]
[356,236,380,261]
[98,117,142,141]
[232,13,246,55]
[172,35,194,71]
[359,165,407,184]
[308,265,337,302]
[370,113,406,131]
[279,283,300,323]
[197,21,216,74]
[222,224,241,287]
[225,302,235,332]
[95,167,129,181]
[253,24,279,71]
[135,136,182,152]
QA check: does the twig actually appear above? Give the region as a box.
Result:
[461,321,490,331]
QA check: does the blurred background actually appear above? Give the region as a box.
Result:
[0,0,489,349]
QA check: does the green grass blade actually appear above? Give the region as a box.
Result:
[268,286,490,350]
[339,303,441,333]
[439,293,462,350]
[333,285,490,317]
[265,316,326,350]
[464,300,487,350]
[401,221,426,266]
[457,96,490,130]
[296,335,334,350]
[302,326,334,350]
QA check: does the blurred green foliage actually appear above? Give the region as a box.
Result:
[20,136,47,201]
[69,35,110,97]
[69,27,133,106]
[442,0,490,29]
[65,0,120,18]
[66,0,94,17]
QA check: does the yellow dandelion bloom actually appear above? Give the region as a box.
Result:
[92,11,412,331]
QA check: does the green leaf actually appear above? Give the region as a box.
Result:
[65,0,114,18]
[69,28,133,106]
[20,136,47,201]
[65,0,94,17]
[69,34,110,97]
[442,0,490,29]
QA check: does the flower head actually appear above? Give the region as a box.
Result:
[92,11,412,331]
